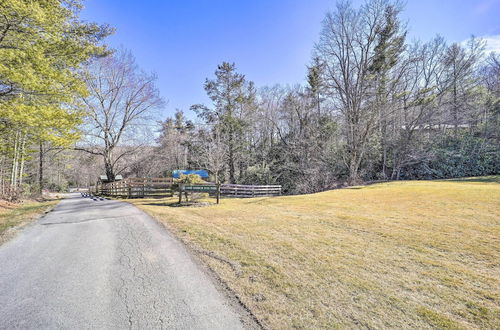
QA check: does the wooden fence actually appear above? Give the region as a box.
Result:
[219,184,282,197]
[97,178,281,199]
[97,177,174,198]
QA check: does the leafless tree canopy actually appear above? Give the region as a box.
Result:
[77,49,164,180]
[65,1,500,193]
[4,0,497,197]
[147,0,495,192]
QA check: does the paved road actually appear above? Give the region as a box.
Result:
[0,194,245,329]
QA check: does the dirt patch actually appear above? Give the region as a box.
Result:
[0,200,17,213]
[0,200,58,246]
[173,201,214,207]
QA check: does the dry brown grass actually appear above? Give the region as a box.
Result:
[128,177,500,329]
[0,199,58,236]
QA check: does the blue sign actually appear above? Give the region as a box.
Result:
[172,169,209,179]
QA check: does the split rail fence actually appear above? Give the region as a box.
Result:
[97,178,281,199]
[97,178,174,198]
[218,184,282,197]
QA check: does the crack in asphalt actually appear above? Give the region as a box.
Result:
[0,194,246,329]
[114,216,172,329]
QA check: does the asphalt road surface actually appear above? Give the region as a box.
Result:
[0,194,246,329]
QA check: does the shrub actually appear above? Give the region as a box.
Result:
[175,174,205,202]
[175,173,204,184]
[241,163,274,185]
[402,133,500,179]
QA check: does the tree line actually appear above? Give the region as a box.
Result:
[1,0,498,199]
[146,1,498,193]
[0,0,112,200]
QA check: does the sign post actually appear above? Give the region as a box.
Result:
[178,184,184,203]
[177,183,221,205]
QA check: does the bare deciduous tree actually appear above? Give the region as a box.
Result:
[197,126,227,184]
[440,38,485,132]
[77,49,164,180]
[315,0,400,184]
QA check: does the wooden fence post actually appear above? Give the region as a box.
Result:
[178,184,183,204]
[216,183,220,204]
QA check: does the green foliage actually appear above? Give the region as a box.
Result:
[307,56,324,96]
[46,181,68,193]
[0,0,112,145]
[175,173,204,184]
[191,62,255,183]
[241,163,274,185]
[369,4,406,75]
[402,133,500,179]
[0,0,112,198]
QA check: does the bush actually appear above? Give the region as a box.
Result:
[175,173,205,202]
[402,134,500,179]
[46,182,68,193]
[175,173,204,184]
[241,163,275,185]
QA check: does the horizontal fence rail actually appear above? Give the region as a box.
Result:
[181,184,282,198]
[97,178,281,200]
[219,184,281,197]
[98,178,174,198]
[180,183,281,202]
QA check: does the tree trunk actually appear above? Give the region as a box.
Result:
[0,156,4,196]
[347,148,362,185]
[38,141,44,194]
[228,130,236,183]
[19,134,26,186]
[105,163,115,182]
[228,149,235,183]
[104,151,115,181]
[453,80,459,136]
[11,131,19,188]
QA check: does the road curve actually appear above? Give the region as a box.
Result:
[0,194,245,329]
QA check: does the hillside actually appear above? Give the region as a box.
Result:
[129,177,500,329]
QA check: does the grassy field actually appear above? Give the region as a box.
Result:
[0,199,59,237]
[128,177,500,329]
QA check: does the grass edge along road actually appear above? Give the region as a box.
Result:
[127,177,500,329]
[0,199,59,242]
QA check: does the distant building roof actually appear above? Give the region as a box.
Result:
[99,174,123,183]
[401,124,470,130]
[172,170,209,178]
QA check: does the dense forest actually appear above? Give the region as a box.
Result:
[1,0,498,200]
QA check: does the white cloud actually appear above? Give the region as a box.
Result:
[461,35,500,54]
[482,35,500,53]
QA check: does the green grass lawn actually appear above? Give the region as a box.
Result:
[0,200,59,236]
[128,177,500,329]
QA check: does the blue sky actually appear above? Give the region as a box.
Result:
[80,0,500,119]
